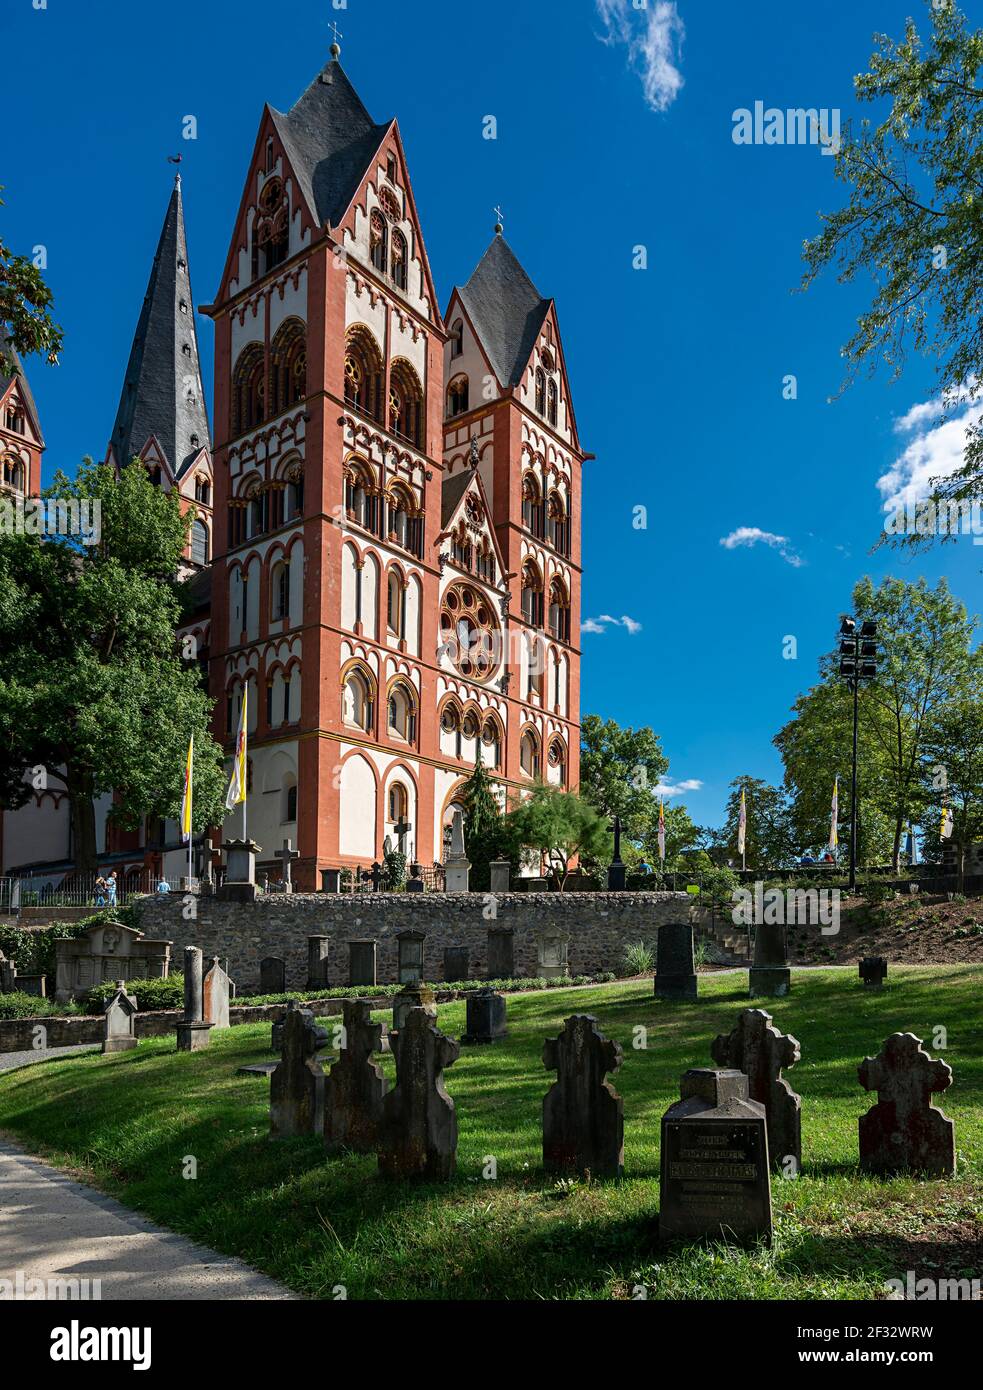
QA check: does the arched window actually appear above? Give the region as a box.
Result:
[387,569,403,635]
[232,344,266,434]
[342,666,374,731]
[462,708,480,741]
[548,577,570,641]
[476,540,495,584]
[535,367,547,415]
[481,717,502,770]
[391,229,407,290]
[548,737,567,785]
[440,702,461,736]
[281,773,298,823]
[344,326,385,424]
[521,473,544,538]
[387,484,417,552]
[521,559,544,626]
[194,475,211,504]
[548,492,569,555]
[451,522,472,571]
[270,319,306,417]
[253,178,289,278]
[388,781,408,824]
[389,359,424,448]
[387,681,417,742]
[370,209,388,274]
[190,519,209,567]
[520,729,540,778]
[1,454,24,491]
[345,459,379,532]
[450,319,464,359]
[285,463,304,520]
[447,375,469,417]
[547,378,558,427]
[271,558,290,620]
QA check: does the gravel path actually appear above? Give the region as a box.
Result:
[0,1044,99,1074]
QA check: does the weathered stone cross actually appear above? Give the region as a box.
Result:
[278,838,300,891]
[858,1032,955,1177]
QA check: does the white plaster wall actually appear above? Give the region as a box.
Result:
[339,753,377,858]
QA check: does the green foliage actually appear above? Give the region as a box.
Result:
[457,751,508,891]
[0,186,63,371]
[503,785,611,889]
[722,776,793,872]
[0,459,227,867]
[922,691,983,888]
[84,974,186,1015]
[0,917,98,977]
[579,715,669,835]
[802,1,983,534]
[0,991,71,1020]
[622,941,655,975]
[381,847,407,891]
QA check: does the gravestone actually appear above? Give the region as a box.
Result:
[101,982,138,1054]
[535,927,569,980]
[749,921,791,997]
[270,1001,328,1138]
[443,947,469,982]
[307,936,331,990]
[217,837,262,903]
[543,1015,624,1178]
[405,862,425,894]
[487,926,515,980]
[396,930,425,985]
[392,982,437,1034]
[277,838,300,892]
[378,1008,460,1181]
[489,859,511,893]
[320,868,341,893]
[260,956,286,995]
[660,1068,772,1245]
[711,1008,801,1171]
[444,808,471,893]
[53,921,171,1003]
[0,951,16,994]
[175,946,213,1051]
[525,877,549,892]
[324,1000,388,1153]
[858,1033,955,1177]
[271,1001,329,1055]
[655,922,698,1000]
[461,987,507,1045]
[202,957,231,1029]
[859,957,888,990]
[348,939,377,987]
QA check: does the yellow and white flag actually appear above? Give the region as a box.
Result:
[940,804,954,841]
[657,798,666,862]
[829,776,839,852]
[737,787,747,856]
[226,685,248,811]
[180,734,194,844]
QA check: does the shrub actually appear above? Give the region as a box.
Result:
[622,941,655,975]
[84,974,185,1015]
[0,914,109,978]
[0,992,71,1020]
[698,865,739,905]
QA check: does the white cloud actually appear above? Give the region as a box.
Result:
[653,778,703,798]
[595,1,685,114]
[583,614,643,635]
[719,526,803,568]
[879,380,983,512]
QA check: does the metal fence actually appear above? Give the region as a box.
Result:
[0,870,160,913]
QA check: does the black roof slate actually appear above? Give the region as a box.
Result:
[0,337,44,446]
[457,235,551,388]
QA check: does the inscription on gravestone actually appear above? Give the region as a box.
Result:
[396,930,425,985]
[660,1068,772,1245]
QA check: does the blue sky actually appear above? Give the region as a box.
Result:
[5,0,980,829]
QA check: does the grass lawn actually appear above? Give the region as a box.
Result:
[1,966,981,1300]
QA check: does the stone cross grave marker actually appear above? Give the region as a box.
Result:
[655,921,698,1000]
[260,956,286,995]
[444,808,470,893]
[276,838,299,892]
[270,1000,329,1138]
[660,1068,772,1245]
[202,956,231,1029]
[102,982,138,1054]
[392,982,436,1034]
[858,1032,955,1177]
[859,957,888,990]
[378,1008,460,1181]
[324,1000,388,1153]
[711,1007,801,1171]
[543,1014,624,1178]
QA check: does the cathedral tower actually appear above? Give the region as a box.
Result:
[0,341,44,502]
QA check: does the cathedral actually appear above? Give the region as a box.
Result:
[0,47,585,891]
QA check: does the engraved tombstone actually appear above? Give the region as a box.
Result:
[324,1000,388,1153]
[660,1068,772,1245]
[543,1014,624,1178]
[102,982,138,1054]
[655,922,698,1000]
[711,1008,801,1171]
[749,921,791,997]
[461,986,507,1045]
[307,936,331,990]
[260,956,286,995]
[53,921,171,1003]
[396,930,425,985]
[489,860,511,894]
[218,837,262,903]
[859,956,888,990]
[443,947,469,983]
[175,945,213,1051]
[378,1008,460,1181]
[444,808,471,894]
[202,957,231,1030]
[348,939,377,987]
[270,1001,328,1138]
[858,1033,955,1177]
[392,982,437,1034]
[487,926,515,980]
[536,928,569,981]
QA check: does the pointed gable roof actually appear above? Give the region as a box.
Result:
[440,462,508,579]
[0,338,44,446]
[457,235,552,389]
[270,58,389,229]
[108,176,211,478]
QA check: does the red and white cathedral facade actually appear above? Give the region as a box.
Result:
[0,49,585,890]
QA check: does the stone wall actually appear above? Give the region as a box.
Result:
[134,891,696,993]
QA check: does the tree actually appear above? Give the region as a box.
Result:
[457,750,507,892]
[0,460,227,871]
[922,692,983,891]
[801,1,983,538]
[722,776,793,873]
[1,185,63,371]
[503,786,611,890]
[641,800,700,871]
[578,714,669,836]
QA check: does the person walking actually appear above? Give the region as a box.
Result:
[105,871,118,908]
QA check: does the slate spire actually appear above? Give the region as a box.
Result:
[458,235,551,389]
[108,175,211,477]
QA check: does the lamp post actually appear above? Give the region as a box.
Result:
[837,615,878,890]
